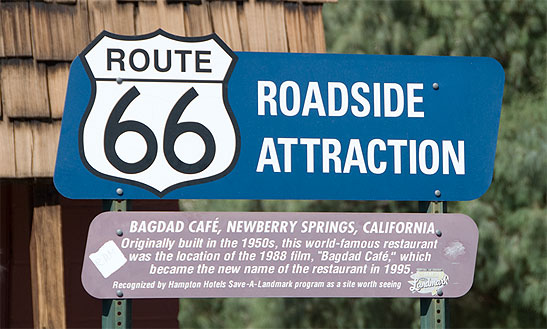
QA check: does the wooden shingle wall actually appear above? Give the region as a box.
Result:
[0,0,333,178]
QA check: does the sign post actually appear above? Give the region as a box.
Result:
[101,200,132,329]
[420,201,448,328]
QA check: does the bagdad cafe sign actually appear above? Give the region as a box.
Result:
[54,30,505,200]
[82,212,478,299]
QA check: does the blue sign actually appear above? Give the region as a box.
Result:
[54,30,505,201]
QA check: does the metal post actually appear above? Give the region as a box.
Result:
[420,201,449,329]
[102,200,132,329]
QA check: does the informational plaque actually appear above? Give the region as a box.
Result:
[82,212,478,299]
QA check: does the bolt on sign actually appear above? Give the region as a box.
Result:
[81,212,478,299]
[54,30,504,200]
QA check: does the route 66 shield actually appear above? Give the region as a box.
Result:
[76,30,239,196]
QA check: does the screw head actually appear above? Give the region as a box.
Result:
[435,229,442,237]
[437,288,443,296]
[434,189,441,197]
[116,77,123,84]
[432,82,439,90]
[116,229,123,237]
[116,188,124,196]
[116,290,124,298]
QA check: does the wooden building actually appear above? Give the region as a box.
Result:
[0,0,334,327]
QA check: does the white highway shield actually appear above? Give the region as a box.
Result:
[79,31,239,196]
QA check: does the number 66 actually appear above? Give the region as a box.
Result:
[104,86,215,174]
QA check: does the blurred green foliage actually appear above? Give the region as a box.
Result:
[452,95,546,328]
[179,0,546,327]
[324,0,546,99]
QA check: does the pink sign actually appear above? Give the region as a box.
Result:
[82,212,478,299]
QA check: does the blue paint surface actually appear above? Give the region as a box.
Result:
[54,52,504,200]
